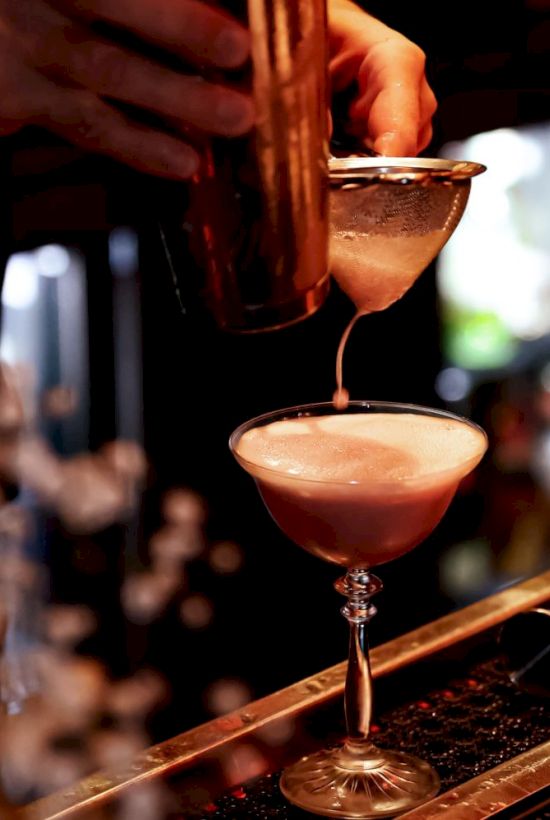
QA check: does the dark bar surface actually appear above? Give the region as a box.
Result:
[22,570,550,819]
[184,656,549,818]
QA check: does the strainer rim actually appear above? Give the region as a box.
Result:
[328,156,486,180]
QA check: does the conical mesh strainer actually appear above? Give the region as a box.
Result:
[329,156,485,312]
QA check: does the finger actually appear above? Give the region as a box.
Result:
[416,120,433,154]
[32,22,254,137]
[0,50,48,135]
[420,80,438,123]
[352,41,426,156]
[414,81,437,153]
[49,0,250,70]
[19,2,254,137]
[35,85,200,179]
[351,82,420,157]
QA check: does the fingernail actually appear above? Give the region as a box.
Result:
[214,28,250,68]
[216,96,254,134]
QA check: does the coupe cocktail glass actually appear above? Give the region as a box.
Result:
[230,401,487,818]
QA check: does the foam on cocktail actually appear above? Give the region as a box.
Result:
[235,413,486,567]
[237,414,485,484]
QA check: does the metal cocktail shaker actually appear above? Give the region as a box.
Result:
[185,0,330,333]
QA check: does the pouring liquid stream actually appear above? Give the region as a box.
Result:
[330,238,436,410]
[329,234,426,410]
[329,202,454,410]
[333,310,368,410]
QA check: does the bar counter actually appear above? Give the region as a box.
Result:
[21,570,550,820]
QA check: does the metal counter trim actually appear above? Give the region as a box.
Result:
[400,740,550,819]
[21,569,550,819]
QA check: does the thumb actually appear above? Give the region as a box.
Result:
[373,131,413,157]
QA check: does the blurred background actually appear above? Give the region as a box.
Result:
[1,0,550,803]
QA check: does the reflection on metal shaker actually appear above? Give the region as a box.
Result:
[186,0,330,333]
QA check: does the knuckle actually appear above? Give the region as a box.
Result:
[383,38,427,73]
[368,37,426,77]
[420,126,434,151]
[427,90,438,115]
[73,96,109,144]
[81,42,128,91]
[409,43,427,69]
[398,41,427,78]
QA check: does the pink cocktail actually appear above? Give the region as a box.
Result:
[235,409,486,568]
[230,401,487,818]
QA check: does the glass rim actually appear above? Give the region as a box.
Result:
[229,400,488,488]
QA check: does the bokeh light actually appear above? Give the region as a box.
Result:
[209,541,244,575]
[205,679,252,717]
[180,595,214,630]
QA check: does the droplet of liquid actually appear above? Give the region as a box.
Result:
[332,388,349,410]
[333,311,366,409]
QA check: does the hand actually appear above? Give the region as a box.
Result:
[328,0,437,156]
[0,0,254,178]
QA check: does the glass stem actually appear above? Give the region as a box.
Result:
[335,568,383,754]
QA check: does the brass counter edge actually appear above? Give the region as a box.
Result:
[21,569,550,819]
[400,739,550,818]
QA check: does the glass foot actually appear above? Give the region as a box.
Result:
[280,745,440,819]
